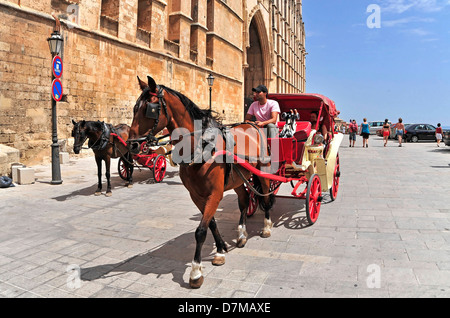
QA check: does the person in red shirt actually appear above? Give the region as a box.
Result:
[436,123,443,147]
[348,119,357,147]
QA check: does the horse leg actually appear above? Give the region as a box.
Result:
[259,178,275,238]
[190,194,222,289]
[105,156,112,197]
[234,185,249,248]
[209,217,227,266]
[95,156,102,196]
[127,152,134,188]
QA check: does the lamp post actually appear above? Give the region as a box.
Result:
[207,73,214,113]
[47,28,63,185]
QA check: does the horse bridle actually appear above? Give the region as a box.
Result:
[72,124,88,149]
[128,86,171,151]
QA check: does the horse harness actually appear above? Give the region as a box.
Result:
[88,122,111,151]
[76,121,120,154]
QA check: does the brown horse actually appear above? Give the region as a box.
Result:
[72,120,134,196]
[127,76,274,288]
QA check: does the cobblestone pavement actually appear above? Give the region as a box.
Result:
[1,136,450,298]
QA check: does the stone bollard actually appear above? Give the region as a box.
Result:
[17,167,35,185]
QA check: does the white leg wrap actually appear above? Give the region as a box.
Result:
[238,225,248,240]
[190,261,203,280]
[264,218,273,231]
[215,253,225,258]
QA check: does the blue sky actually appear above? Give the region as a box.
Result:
[302,0,450,126]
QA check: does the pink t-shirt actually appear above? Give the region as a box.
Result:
[247,99,281,122]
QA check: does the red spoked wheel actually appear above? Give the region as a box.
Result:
[153,154,167,183]
[305,174,322,225]
[246,177,259,217]
[270,180,281,195]
[329,153,340,201]
[118,158,129,181]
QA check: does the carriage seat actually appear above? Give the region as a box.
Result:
[277,121,312,141]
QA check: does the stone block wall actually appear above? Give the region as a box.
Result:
[0,0,306,166]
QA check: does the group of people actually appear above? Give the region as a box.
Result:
[347,119,371,147]
[348,118,445,147]
[348,118,404,147]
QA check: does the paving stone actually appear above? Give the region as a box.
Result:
[1,136,450,297]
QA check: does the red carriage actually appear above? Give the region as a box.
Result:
[116,130,172,183]
[229,93,343,225]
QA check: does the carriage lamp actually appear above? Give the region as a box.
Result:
[313,133,325,145]
[207,73,215,112]
[47,26,63,185]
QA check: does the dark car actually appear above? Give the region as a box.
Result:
[443,130,450,146]
[404,124,437,142]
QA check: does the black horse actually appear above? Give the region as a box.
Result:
[72,120,134,196]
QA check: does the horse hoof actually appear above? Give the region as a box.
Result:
[127,183,133,188]
[212,255,225,266]
[94,192,102,196]
[236,238,247,248]
[189,276,204,289]
[106,192,112,197]
[261,230,271,238]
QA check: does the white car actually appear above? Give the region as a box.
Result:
[368,121,391,135]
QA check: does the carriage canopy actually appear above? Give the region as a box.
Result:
[269,93,339,131]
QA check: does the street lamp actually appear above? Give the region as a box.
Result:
[47,25,63,185]
[47,31,63,56]
[207,73,214,112]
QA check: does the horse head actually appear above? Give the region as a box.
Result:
[128,76,169,155]
[72,119,88,154]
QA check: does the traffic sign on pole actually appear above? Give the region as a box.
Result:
[52,55,63,78]
[52,79,63,102]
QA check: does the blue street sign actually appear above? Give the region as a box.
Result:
[52,55,63,78]
[52,79,63,102]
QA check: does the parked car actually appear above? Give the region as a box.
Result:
[404,124,437,142]
[443,130,450,146]
[369,121,391,135]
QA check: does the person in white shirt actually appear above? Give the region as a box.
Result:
[245,85,280,138]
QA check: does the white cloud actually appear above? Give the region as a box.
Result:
[380,0,450,13]
[406,27,432,35]
[382,16,435,27]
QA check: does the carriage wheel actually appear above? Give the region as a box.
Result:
[329,153,340,201]
[153,154,167,183]
[245,177,259,217]
[118,158,129,181]
[270,180,281,195]
[305,174,322,225]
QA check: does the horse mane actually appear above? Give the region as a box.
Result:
[160,85,222,129]
[86,120,104,131]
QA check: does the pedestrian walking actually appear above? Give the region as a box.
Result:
[393,118,405,147]
[348,119,357,147]
[382,119,390,147]
[359,118,370,148]
[436,123,443,147]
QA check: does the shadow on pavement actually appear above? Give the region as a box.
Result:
[79,192,314,289]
